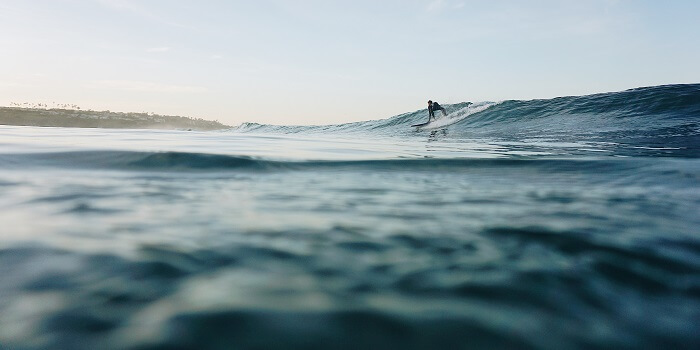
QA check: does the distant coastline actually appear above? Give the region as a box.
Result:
[0,106,231,131]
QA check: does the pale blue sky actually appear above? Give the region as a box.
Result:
[1,0,698,125]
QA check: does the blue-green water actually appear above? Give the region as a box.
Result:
[1,85,699,349]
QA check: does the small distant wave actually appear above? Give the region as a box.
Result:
[1,151,269,171]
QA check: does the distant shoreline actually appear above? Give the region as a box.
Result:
[0,106,231,131]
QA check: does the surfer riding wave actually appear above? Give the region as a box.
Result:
[410,100,448,128]
[427,100,447,122]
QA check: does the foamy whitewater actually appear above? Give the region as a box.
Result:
[1,84,699,349]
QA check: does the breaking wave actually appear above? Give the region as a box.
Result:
[231,84,700,156]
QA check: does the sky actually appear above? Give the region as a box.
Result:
[1,0,699,126]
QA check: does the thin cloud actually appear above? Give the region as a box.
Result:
[426,0,445,12]
[96,0,193,30]
[426,0,466,13]
[90,80,206,93]
[146,47,171,53]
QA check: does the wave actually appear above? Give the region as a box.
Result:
[452,84,699,134]
[230,84,700,153]
[3,150,697,179]
[229,100,477,136]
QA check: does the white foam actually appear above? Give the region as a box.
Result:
[422,101,501,130]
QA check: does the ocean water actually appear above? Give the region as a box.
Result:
[0,84,699,349]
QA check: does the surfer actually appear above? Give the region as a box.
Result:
[411,100,448,128]
[428,100,447,121]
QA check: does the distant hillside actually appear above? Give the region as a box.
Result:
[0,107,231,130]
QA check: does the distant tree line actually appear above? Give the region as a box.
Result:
[9,102,82,110]
[0,105,230,130]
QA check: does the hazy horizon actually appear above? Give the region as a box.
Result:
[2,0,699,125]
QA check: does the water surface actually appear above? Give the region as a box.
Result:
[1,84,699,349]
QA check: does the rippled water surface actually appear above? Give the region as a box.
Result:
[1,85,699,349]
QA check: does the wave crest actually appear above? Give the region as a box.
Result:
[229,84,700,152]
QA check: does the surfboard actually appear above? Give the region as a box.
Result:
[411,121,431,128]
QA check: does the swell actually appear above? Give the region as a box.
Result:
[454,84,700,134]
[230,84,700,152]
[1,150,696,176]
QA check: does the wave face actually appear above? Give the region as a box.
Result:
[232,84,700,157]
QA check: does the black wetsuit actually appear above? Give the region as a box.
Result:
[428,102,444,118]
